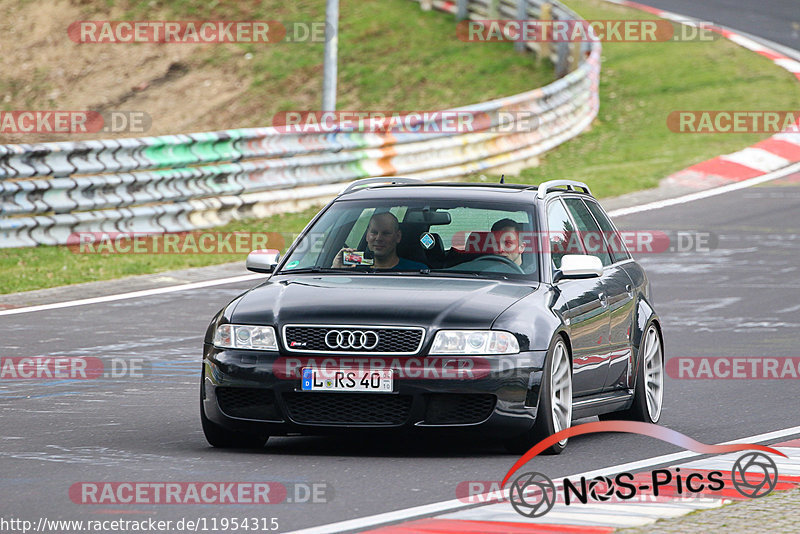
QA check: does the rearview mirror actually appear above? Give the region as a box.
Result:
[556,254,603,281]
[246,249,280,273]
[403,209,452,225]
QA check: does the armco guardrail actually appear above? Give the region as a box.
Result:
[0,0,600,248]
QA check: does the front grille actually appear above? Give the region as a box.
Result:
[216,387,279,420]
[423,394,496,425]
[283,325,424,354]
[282,392,412,425]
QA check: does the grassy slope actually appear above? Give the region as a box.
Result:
[3,0,800,294]
[131,0,554,122]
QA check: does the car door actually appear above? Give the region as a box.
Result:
[546,198,610,397]
[585,199,645,390]
[564,197,637,392]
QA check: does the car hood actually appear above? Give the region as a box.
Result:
[230,275,536,330]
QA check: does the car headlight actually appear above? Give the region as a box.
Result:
[430,330,519,355]
[213,324,278,350]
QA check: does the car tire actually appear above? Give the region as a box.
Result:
[600,322,664,424]
[505,336,572,455]
[201,378,269,449]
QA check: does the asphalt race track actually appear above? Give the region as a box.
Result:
[2,1,800,532]
[638,0,800,51]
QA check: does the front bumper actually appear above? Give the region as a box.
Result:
[202,344,547,438]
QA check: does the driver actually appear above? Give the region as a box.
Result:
[491,218,526,267]
[332,212,428,271]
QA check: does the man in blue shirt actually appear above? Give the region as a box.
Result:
[332,212,428,271]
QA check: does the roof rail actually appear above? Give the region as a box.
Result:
[536,180,592,199]
[339,177,424,196]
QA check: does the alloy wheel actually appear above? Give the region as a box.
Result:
[642,325,664,422]
[550,340,572,445]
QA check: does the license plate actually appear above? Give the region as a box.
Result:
[301,368,393,393]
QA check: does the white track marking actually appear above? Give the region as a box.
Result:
[443,507,661,527]
[720,148,791,173]
[774,58,800,73]
[607,162,800,218]
[774,132,800,145]
[727,33,773,53]
[0,274,263,317]
[440,500,723,527]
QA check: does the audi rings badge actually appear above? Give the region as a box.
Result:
[325,330,380,350]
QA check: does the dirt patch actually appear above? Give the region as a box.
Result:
[0,0,254,143]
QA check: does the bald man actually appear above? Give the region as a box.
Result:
[332,212,428,271]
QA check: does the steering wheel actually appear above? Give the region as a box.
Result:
[465,254,525,274]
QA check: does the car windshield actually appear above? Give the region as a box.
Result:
[277,197,539,280]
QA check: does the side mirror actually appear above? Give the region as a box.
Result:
[556,254,603,281]
[246,249,280,274]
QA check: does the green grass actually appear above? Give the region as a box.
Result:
[0,209,318,294]
[3,0,800,294]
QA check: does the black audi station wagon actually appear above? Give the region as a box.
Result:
[201,178,665,454]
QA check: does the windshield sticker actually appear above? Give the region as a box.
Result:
[420,232,435,250]
[342,251,374,266]
[285,260,300,269]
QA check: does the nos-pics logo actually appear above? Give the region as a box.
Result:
[501,421,783,518]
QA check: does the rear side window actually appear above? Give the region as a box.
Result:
[546,199,585,270]
[585,200,630,263]
[562,197,613,267]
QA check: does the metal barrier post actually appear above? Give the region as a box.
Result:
[553,9,569,77]
[456,0,468,20]
[540,2,553,63]
[322,0,339,111]
[489,0,500,19]
[515,0,528,53]
[556,40,569,77]
[570,40,582,72]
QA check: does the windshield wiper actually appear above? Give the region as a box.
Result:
[426,269,481,278]
[278,267,355,274]
[369,268,432,275]
[373,269,480,278]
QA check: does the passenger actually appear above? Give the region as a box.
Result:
[333,212,428,271]
[491,218,526,267]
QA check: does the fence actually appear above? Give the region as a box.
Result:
[0,0,600,247]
